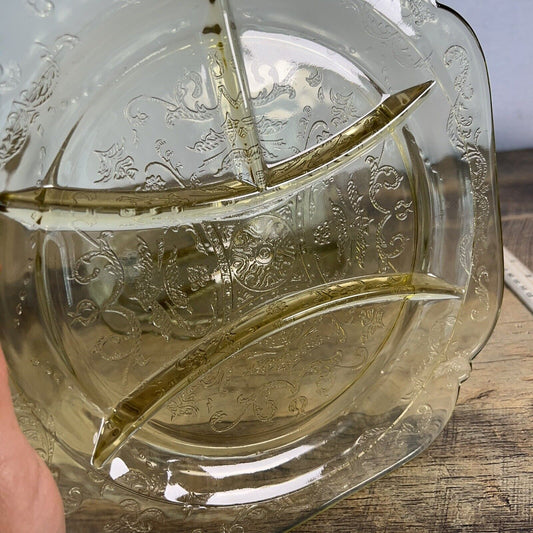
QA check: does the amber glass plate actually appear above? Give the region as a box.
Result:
[0,1,502,531]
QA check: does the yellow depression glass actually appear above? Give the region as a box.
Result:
[0,0,502,531]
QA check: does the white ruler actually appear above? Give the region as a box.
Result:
[504,247,533,314]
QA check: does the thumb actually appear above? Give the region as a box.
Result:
[0,347,66,533]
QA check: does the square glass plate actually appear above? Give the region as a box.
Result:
[0,0,502,531]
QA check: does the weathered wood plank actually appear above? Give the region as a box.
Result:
[499,150,532,268]
[497,149,533,219]
[502,218,533,271]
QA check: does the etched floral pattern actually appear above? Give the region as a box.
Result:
[209,379,299,433]
[26,0,55,17]
[69,232,146,385]
[445,45,492,322]
[314,178,373,271]
[95,141,138,183]
[12,394,55,464]
[230,215,298,291]
[68,227,221,384]
[103,500,166,533]
[402,0,437,27]
[0,34,78,167]
[367,155,412,272]
[121,46,296,189]
[0,61,21,93]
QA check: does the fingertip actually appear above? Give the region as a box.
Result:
[0,343,11,398]
[0,344,18,429]
[0,343,7,380]
[0,344,66,533]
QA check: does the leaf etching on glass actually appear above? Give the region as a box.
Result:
[94,141,138,183]
[103,499,166,533]
[0,35,78,167]
[445,45,491,321]
[359,306,385,343]
[330,89,359,127]
[132,232,216,339]
[230,215,298,292]
[27,0,55,17]
[167,389,200,421]
[321,178,372,271]
[12,393,55,464]
[367,155,411,272]
[0,61,21,93]
[445,45,474,100]
[209,380,297,433]
[71,232,145,385]
[402,0,437,27]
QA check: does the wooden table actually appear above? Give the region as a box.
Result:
[293,149,533,533]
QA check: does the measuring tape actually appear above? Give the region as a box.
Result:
[504,247,533,314]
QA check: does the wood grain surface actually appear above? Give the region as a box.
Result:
[293,149,533,533]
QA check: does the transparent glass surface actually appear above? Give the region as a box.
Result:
[0,0,502,531]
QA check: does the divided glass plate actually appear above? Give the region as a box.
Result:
[0,0,502,531]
